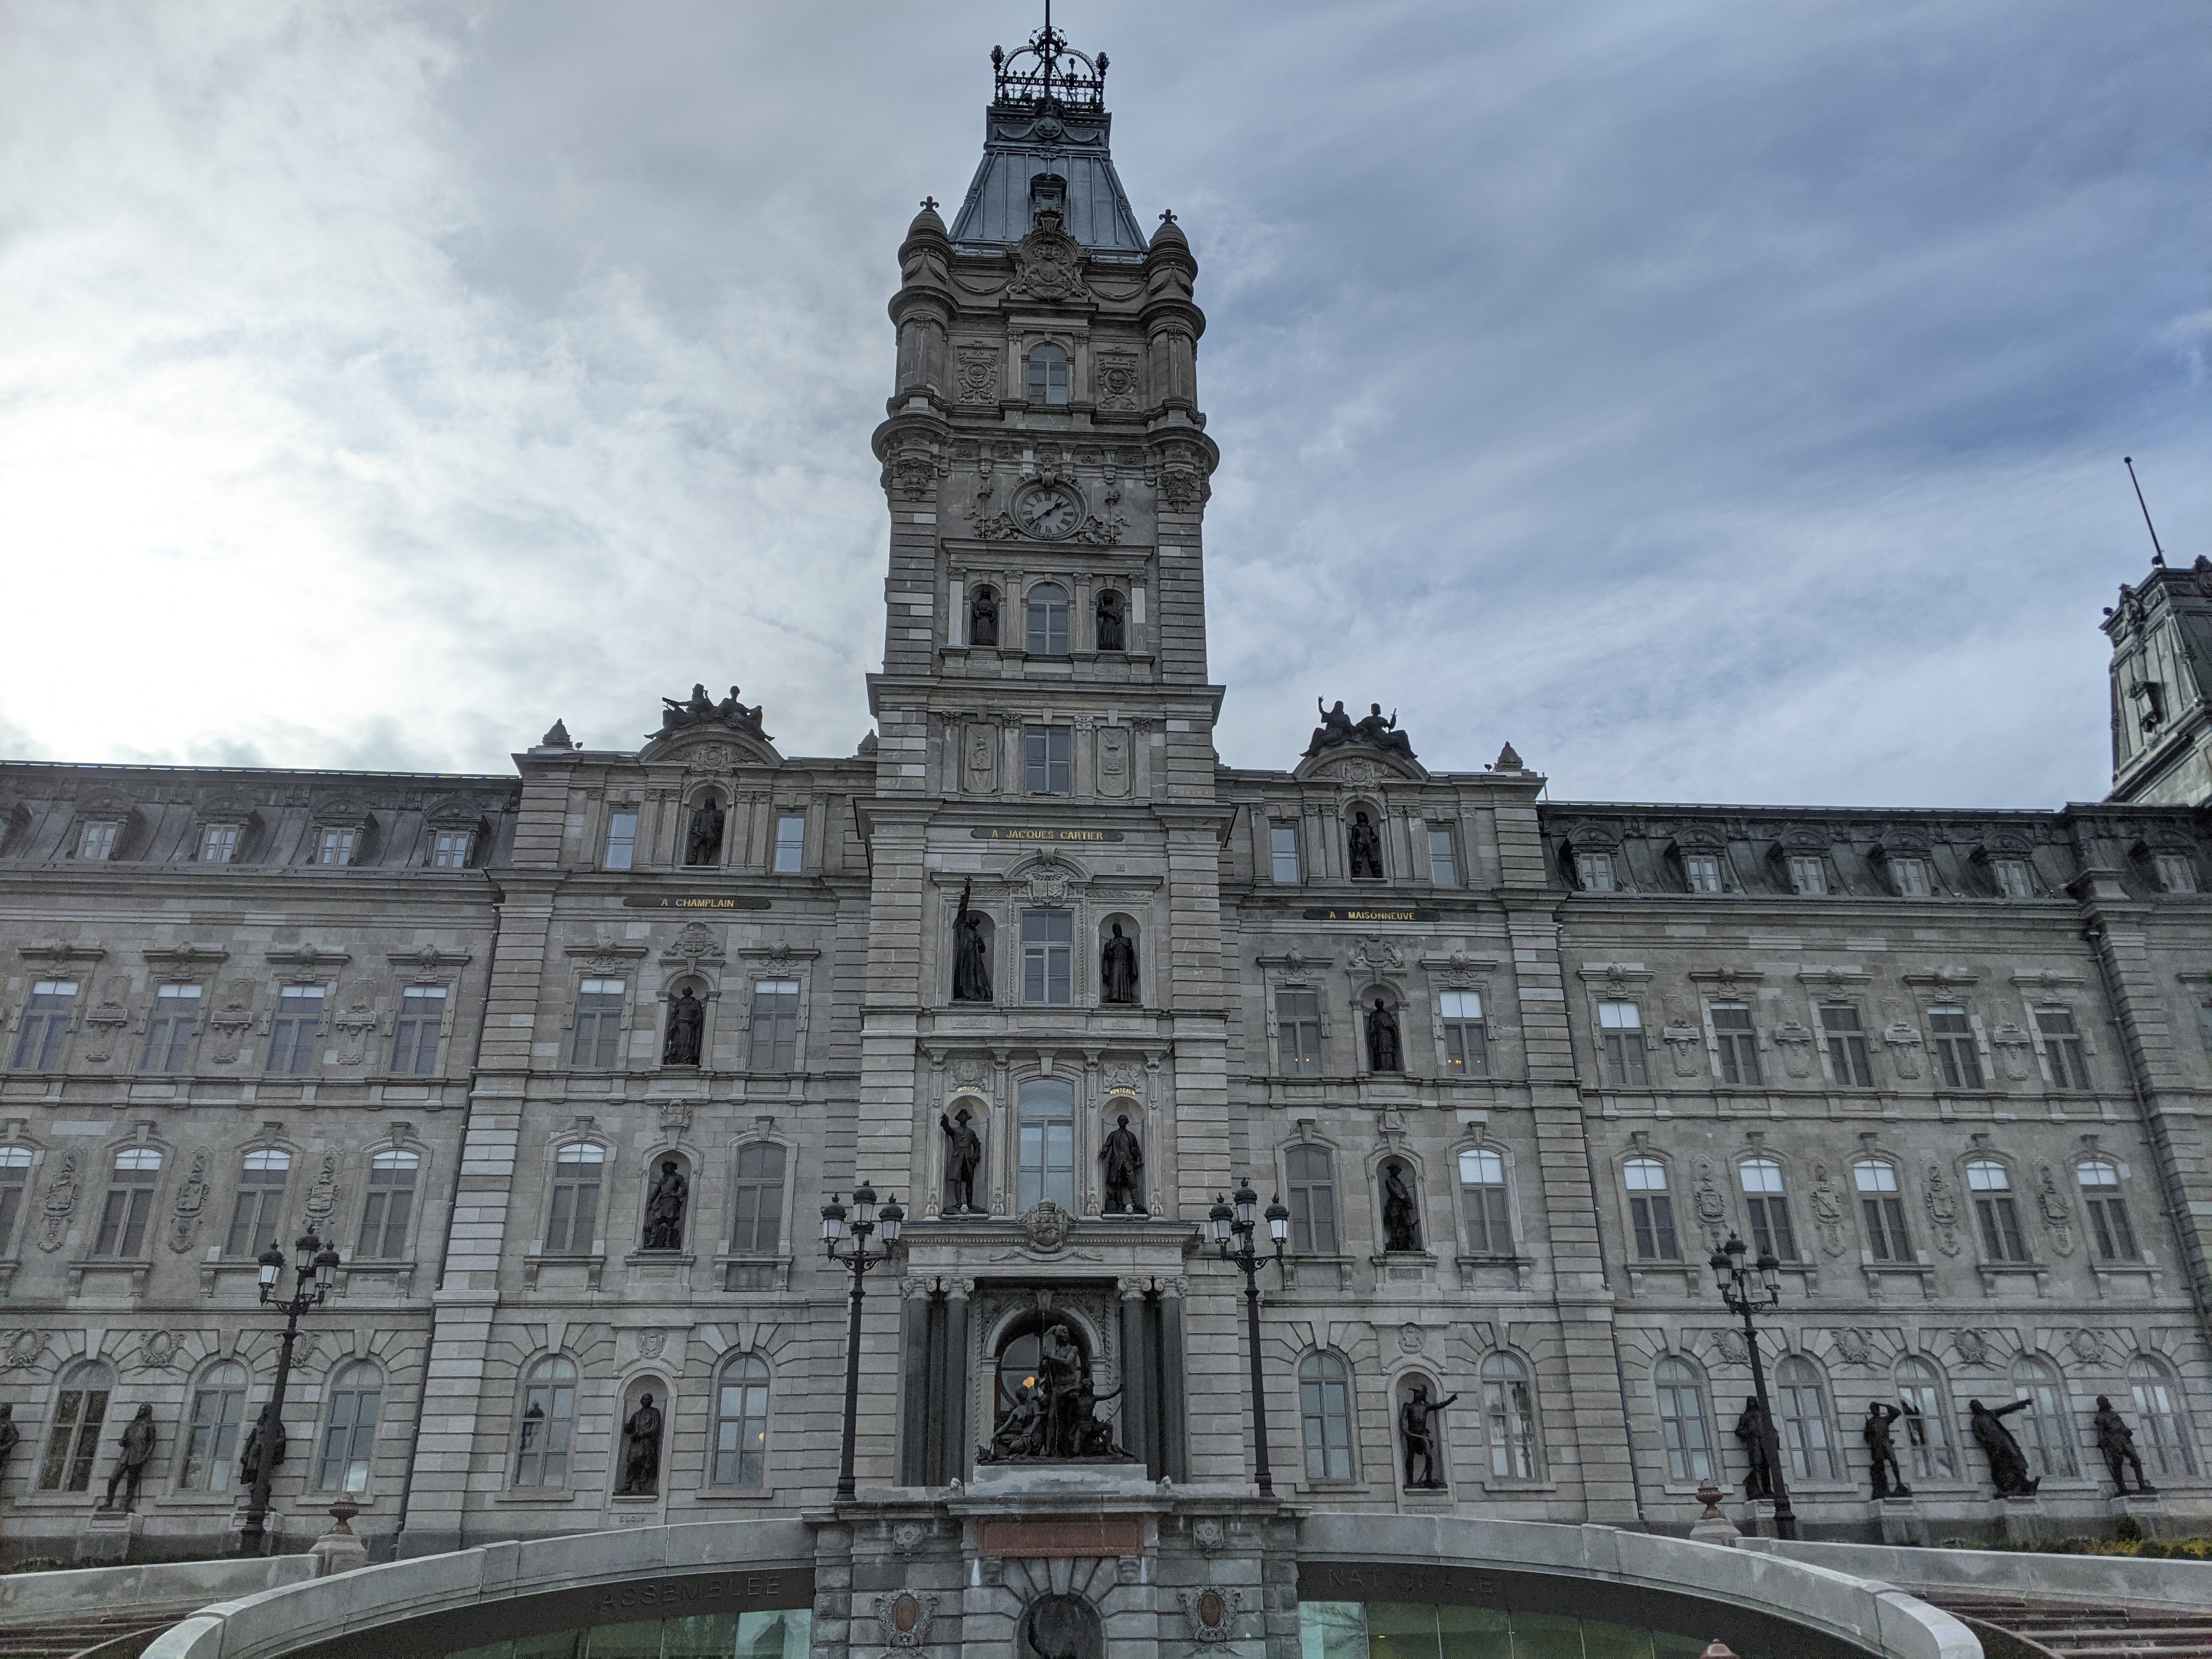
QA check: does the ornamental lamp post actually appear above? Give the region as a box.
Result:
[822,1180,902,1502]
[1709,1231,1798,1540]
[1212,1176,1291,1496]
[238,1227,341,1555]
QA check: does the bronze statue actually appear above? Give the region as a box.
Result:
[642,1160,687,1251]
[654,683,768,740]
[1095,590,1125,651]
[1100,1114,1144,1214]
[1100,922,1138,1005]
[969,587,1000,647]
[617,1393,663,1495]
[99,1404,157,1511]
[239,1412,286,1489]
[1348,811,1385,878]
[990,1379,1045,1458]
[1070,1378,1122,1456]
[940,1107,983,1213]
[1304,698,1357,756]
[1354,703,1417,758]
[2094,1395,2154,1494]
[1380,1160,1421,1251]
[1735,1396,1776,1499]
[952,881,992,1002]
[662,988,704,1066]
[1365,997,1403,1071]
[1400,1381,1460,1488]
[1039,1324,1085,1458]
[1968,1398,2040,1497]
[684,795,725,865]
[1864,1402,1910,1498]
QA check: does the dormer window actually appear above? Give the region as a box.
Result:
[1786,855,1827,896]
[317,828,358,866]
[1683,853,1723,894]
[431,830,473,869]
[2130,679,2166,731]
[76,821,119,862]
[200,823,241,864]
[1026,343,1070,406]
[1573,851,1616,892]
[2154,853,2197,895]
[1888,856,1932,897]
[1990,858,2034,898]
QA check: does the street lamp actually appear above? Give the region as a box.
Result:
[1212,1175,1291,1496]
[821,1179,903,1501]
[238,1226,341,1555]
[1709,1231,1797,1540]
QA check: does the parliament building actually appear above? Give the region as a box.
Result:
[2,26,2209,1569]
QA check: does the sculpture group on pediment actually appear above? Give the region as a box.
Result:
[1305,698,1417,762]
[653,684,769,742]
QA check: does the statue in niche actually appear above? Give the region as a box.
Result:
[1354,703,1417,758]
[1100,1113,1145,1214]
[979,1325,1126,1465]
[662,988,705,1066]
[99,1405,157,1511]
[1864,1402,1910,1499]
[2094,1396,2155,1494]
[617,1392,663,1495]
[1968,1398,2041,1497]
[1399,1380,1460,1488]
[1380,1160,1421,1251]
[1305,698,1357,756]
[642,1160,687,1251]
[940,1107,983,1214]
[1735,1397,1776,1499]
[1100,922,1139,1005]
[1347,810,1385,879]
[969,587,1000,647]
[1095,590,1125,651]
[951,881,992,1002]
[1365,997,1403,1072]
[684,796,725,866]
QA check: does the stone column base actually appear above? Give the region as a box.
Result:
[2112,1492,2170,1538]
[1876,1497,1928,1547]
[1996,1494,2045,1549]
[76,1508,139,1564]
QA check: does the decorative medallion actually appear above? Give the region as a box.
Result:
[1178,1586,1243,1645]
[1954,1329,1992,1368]
[1192,1516,1226,1554]
[2069,1328,2103,1364]
[138,1330,178,1371]
[1831,1328,1874,1367]
[957,346,999,404]
[1096,353,1139,411]
[1020,1200,1074,1255]
[637,1328,667,1360]
[890,1521,928,1556]
[874,1590,939,1648]
[2,1330,43,1370]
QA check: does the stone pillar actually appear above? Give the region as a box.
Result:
[1119,1277,1154,1475]
[1158,1276,1191,1482]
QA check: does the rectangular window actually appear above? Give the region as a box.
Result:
[1024,727,1073,796]
[0,1147,31,1252]
[1269,822,1301,884]
[2078,1162,2140,1262]
[391,985,446,1075]
[1854,1161,1910,1261]
[545,1146,605,1253]
[1991,858,2034,898]
[1820,1005,1874,1086]
[1684,853,1723,893]
[11,980,77,1071]
[1020,910,1074,1006]
[1285,1145,1339,1254]
[1623,1159,1679,1261]
[1017,1086,1075,1211]
[200,823,240,864]
[225,1149,290,1256]
[1575,851,1616,892]
[570,979,625,1068]
[748,979,800,1071]
[77,821,119,861]
[1787,855,1827,895]
[2154,853,2197,894]
[1426,826,1458,886]
[1967,1161,2030,1262]
[773,811,806,874]
[602,809,639,871]
[729,1141,787,1254]
[2034,1007,2092,1091]
[1458,1149,1512,1255]
[1889,857,1932,896]
[1711,1002,1761,1086]
[1598,1001,1649,1086]
[1739,1160,1798,1262]
[94,1150,160,1257]
[39,1386,108,1492]
[1277,988,1322,1073]
[142,983,201,1072]
[357,1150,419,1259]
[431,829,472,868]
[1930,1007,1983,1090]
[316,827,358,866]
[1438,990,1488,1076]
[265,984,326,1075]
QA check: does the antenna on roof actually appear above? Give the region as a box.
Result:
[2124,457,2167,568]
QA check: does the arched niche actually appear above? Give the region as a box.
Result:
[968,584,1002,647]
[638,1149,692,1253]
[1097,1097,1148,1215]
[1019,1593,1103,1659]
[1344,798,1389,881]
[938,1093,989,1216]
[1393,1367,1456,1491]
[613,1372,670,1498]
[680,787,727,867]
[659,973,713,1068]
[1097,911,1142,1008]
[983,1306,1109,1462]
[1093,588,1126,652]
[1376,1152,1425,1253]
[1354,979,1407,1073]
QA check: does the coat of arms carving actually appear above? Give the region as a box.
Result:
[1020,1200,1074,1254]
[1010,211,1088,302]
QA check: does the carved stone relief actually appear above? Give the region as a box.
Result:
[37,1147,84,1252]
[1809,1164,1847,1257]
[1991,1022,2035,1082]
[1662,1012,1705,1077]
[168,1148,212,1254]
[2036,1164,2075,1256]
[1095,353,1139,412]
[1831,1328,1874,1367]
[957,346,999,405]
[1096,728,1130,797]
[303,1152,339,1232]
[1923,1163,1962,1256]
[966,724,999,792]
[1690,1155,1728,1248]
[206,988,253,1065]
[1774,1020,1814,1079]
[334,996,378,1065]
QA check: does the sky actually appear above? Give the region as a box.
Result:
[2,0,2205,807]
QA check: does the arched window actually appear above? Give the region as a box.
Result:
[1653,1356,1713,1482]
[2128,1355,2200,1478]
[1298,1352,1355,1481]
[713,1353,771,1486]
[39,1361,115,1492]
[1622,1157,1678,1261]
[1854,1159,1910,1261]
[545,1144,605,1254]
[2008,1354,2076,1480]
[1017,1079,1075,1210]
[1966,1159,2029,1262]
[1481,1353,1539,1479]
[1893,1356,1955,1481]
[317,1361,382,1492]
[225,1149,290,1257]
[730,1141,787,1255]
[1025,584,1070,655]
[512,1356,578,1487]
[1285,1144,1338,1254]
[93,1148,161,1257]
[1458,1149,1511,1256]
[2077,1160,2140,1262]
[1737,1158,1797,1262]
[179,1360,248,1491]
[1026,342,1070,405]
[1774,1356,1837,1481]
[358,1149,420,1259]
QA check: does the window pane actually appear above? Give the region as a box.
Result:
[1024,728,1072,796]
[1269,823,1300,883]
[1025,585,1069,654]
[1891,857,1931,896]
[774,812,806,873]
[1575,851,1615,891]
[200,823,240,863]
[1017,1081,1075,1210]
[1684,853,1722,893]
[603,810,639,871]
[1286,1146,1338,1254]
[1427,827,1457,885]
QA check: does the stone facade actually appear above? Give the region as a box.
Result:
[1,34,2208,1565]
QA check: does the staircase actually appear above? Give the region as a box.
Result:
[1927,1592,2212,1659]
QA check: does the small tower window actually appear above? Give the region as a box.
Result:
[1025,584,1070,654]
[1026,343,1070,406]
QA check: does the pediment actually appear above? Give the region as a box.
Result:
[637,726,783,770]
[1292,744,1429,786]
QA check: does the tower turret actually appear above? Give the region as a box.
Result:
[2104,555,2212,806]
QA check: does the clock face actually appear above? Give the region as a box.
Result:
[1014,482,1084,539]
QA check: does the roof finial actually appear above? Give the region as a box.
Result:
[920,196,939,212]
[2124,457,2168,568]
[1159,208,1177,223]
